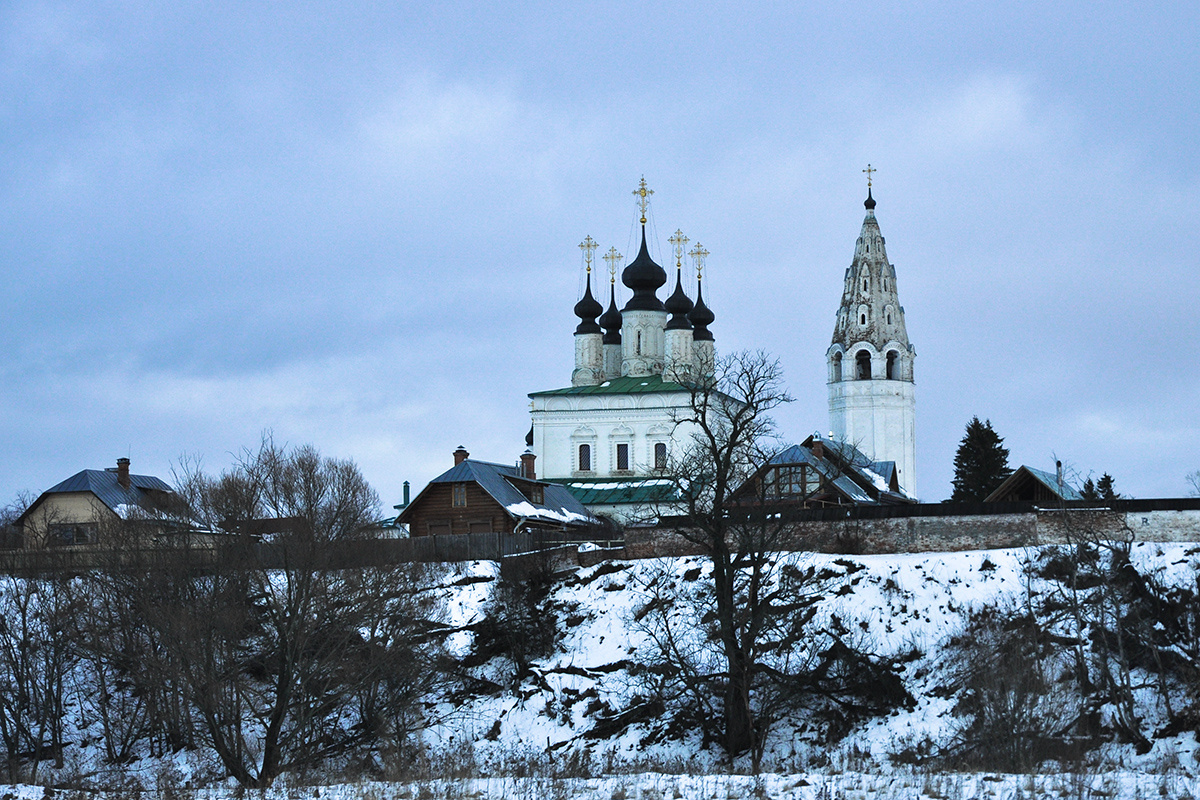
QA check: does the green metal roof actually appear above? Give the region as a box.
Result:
[545,477,680,506]
[529,374,689,397]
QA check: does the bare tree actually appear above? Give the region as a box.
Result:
[1187,470,1200,498]
[640,351,908,766]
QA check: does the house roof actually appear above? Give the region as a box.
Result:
[545,477,680,507]
[19,468,175,524]
[529,374,689,397]
[401,459,596,527]
[738,437,913,506]
[984,465,1083,503]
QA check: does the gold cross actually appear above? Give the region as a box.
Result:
[668,229,689,269]
[579,235,598,273]
[603,247,623,283]
[689,242,709,281]
[862,163,876,188]
[633,176,654,224]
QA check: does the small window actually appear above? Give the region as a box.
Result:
[530,486,544,504]
[617,443,630,471]
[886,351,898,380]
[860,313,866,325]
[654,442,667,470]
[579,443,591,472]
[452,484,467,507]
[468,521,492,534]
[636,331,642,355]
[862,278,868,291]
[427,520,451,535]
[886,312,892,324]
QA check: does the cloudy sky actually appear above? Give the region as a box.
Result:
[2,1,1197,507]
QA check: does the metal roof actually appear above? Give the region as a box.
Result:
[28,468,174,519]
[1022,466,1084,501]
[414,460,595,525]
[529,374,689,397]
[546,477,680,506]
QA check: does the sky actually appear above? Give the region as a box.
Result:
[2,1,1198,508]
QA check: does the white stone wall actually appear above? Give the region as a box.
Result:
[531,391,697,481]
[828,377,916,495]
[621,309,667,377]
[572,333,604,386]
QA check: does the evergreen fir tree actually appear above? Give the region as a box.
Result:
[1080,478,1100,501]
[1096,473,1118,500]
[949,416,1012,502]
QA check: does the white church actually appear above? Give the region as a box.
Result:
[528,175,917,519]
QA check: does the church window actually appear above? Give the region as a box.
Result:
[452,484,467,507]
[886,311,892,324]
[636,331,642,355]
[863,278,869,291]
[886,351,898,380]
[856,350,871,380]
[831,352,842,382]
[616,443,630,471]
[654,442,667,470]
[860,313,866,325]
[578,444,592,472]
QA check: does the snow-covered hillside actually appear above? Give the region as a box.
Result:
[429,544,1200,776]
[3,542,1200,799]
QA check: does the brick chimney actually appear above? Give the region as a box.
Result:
[116,457,131,489]
[811,440,825,460]
[519,449,536,480]
[453,446,470,466]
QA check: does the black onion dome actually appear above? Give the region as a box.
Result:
[664,268,694,330]
[621,227,667,311]
[864,187,876,210]
[689,281,714,341]
[600,283,623,344]
[574,273,603,334]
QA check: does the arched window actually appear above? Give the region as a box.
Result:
[636,331,642,355]
[654,442,667,470]
[860,313,867,325]
[578,443,591,472]
[831,352,843,382]
[886,351,898,380]
[862,278,868,292]
[856,350,871,380]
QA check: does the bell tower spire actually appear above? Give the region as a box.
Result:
[827,169,917,494]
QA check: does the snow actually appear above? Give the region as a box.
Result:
[4,542,1200,797]
[506,500,590,524]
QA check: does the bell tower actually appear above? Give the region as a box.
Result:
[827,167,917,494]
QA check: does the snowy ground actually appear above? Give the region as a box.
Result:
[6,542,1200,798]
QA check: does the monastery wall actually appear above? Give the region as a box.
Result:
[624,503,1200,558]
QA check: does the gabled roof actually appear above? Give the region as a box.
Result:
[734,436,914,506]
[984,465,1083,503]
[400,459,596,527]
[19,468,175,524]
